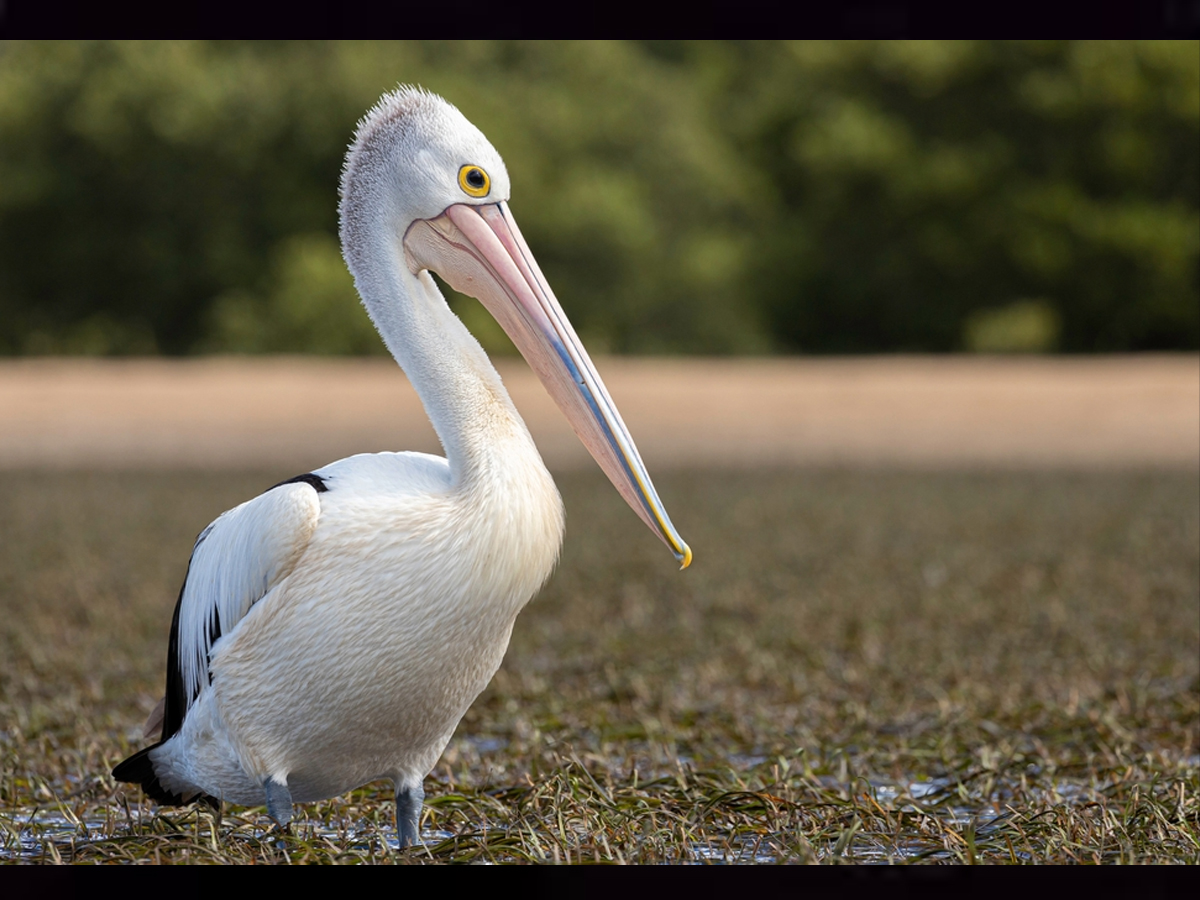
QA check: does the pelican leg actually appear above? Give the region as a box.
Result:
[395,782,424,848]
[263,776,293,829]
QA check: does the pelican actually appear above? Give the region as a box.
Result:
[112,87,690,846]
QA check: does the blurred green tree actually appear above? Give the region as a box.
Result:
[0,41,1195,356]
[710,41,1199,352]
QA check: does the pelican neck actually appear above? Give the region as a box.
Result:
[358,239,543,487]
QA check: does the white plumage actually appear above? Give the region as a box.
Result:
[113,87,688,846]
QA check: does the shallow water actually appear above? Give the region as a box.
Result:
[0,805,461,862]
[0,772,1105,864]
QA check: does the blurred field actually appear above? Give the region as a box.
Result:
[1,355,1197,470]
[0,358,1197,863]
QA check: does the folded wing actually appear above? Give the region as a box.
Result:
[157,475,326,742]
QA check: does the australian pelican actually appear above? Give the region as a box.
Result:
[112,87,690,846]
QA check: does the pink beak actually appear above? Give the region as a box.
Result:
[404,201,691,568]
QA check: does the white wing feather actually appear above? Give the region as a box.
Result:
[176,482,323,711]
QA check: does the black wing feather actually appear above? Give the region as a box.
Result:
[112,472,329,804]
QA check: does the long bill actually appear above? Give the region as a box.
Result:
[404,201,691,569]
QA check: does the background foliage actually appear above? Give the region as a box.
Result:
[0,41,1196,356]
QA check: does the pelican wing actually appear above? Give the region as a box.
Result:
[158,474,326,741]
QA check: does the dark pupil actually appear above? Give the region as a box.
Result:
[466,169,485,189]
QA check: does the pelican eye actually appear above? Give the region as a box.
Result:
[458,165,490,198]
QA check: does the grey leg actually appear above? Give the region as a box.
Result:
[263,776,293,829]
[395,782,424,848]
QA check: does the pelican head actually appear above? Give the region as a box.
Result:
[340,87,690,567]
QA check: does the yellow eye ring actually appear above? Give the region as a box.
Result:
[458,165,490,198]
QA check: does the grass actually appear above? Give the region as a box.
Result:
[1,468,1197,863]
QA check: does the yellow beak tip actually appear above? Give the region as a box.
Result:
[678,543,693,570]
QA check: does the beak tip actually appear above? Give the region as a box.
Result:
[677,542,693,570]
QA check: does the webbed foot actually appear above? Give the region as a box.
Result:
[200,793,224,828]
